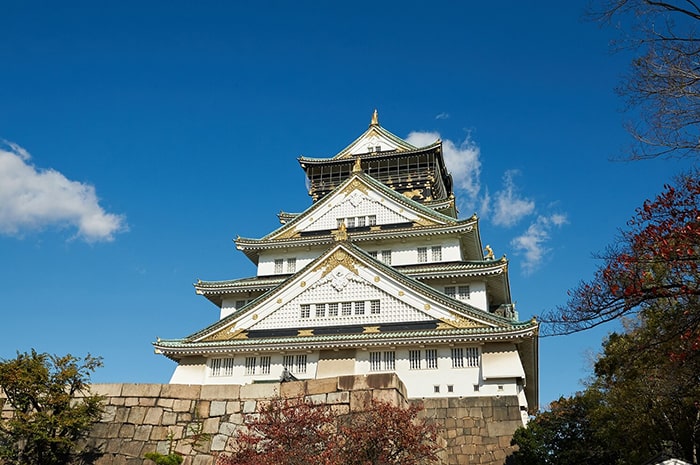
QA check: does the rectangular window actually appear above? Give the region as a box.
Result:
[431,246,442,261]
[447,385,454,393]
[295,354,307,374]
[354,301,365,315]
[458,285,470,299]
[465,347,480,367]
[370,300,381,314]
[287,258,296,273]
[259,356,271,375]
[368,215,377,226]
[245,357,257,375]
[300,304,311,319]
[315,303,326,318]
[283,355,294,371]
[210,357,235,377]
[381,250,392,265]
[342,302,352,316]
[346,217,355,228]
[445,286,456,299]
[328,303,339,317]
[368,251,378,259]
[369,352,382,371]
[274,259,284,274]
[234,300,247,309]
[434,385,440,393]
[417,247,428,263]
[357,216,366,227]
[451,347,464,368]
[383,351,396,370]
[426,349,438,370]
[409,350,421,370]
[375,145,381,152]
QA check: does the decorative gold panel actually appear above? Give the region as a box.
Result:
[311,248,363,279]
[204,327,249,342]
[297,329,315,337]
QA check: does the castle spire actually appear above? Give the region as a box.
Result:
[370,109,379,126]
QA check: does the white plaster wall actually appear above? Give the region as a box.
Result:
[199,353,319,385]
[169,357,206,384]
[257,248,322,276]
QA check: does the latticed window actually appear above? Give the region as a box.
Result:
[357,216,366,227]
[381,250,392,265]
[287,258,296,273]
[369,352,382,371]
[445,286,456,299]
[283,355,294,371]
[347,217,355,228]
[368,251,378,259]
[451,348,464,368]
[370,300,381,314]
[245,357,257,375]
[315,303,326,318]
[458,285,470,299]
[465,347,479,367]
[300,304,311,319]
[354,301,365,315]
[260,356,271,375]
[328,303,339,317]
[426,349,438,369]
[431,246,442,261]
[210,357,234,377]
[342,302,352,316]
[368,215,377,226]
[417,247,428,263]
[274,259,284,273]
[409,350,421,370]
[383,351,395,370]
[295,355,307,373]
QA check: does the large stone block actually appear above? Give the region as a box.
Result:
[172,399,192,412]
[161,384,202,399]
[121,383,162,398]
[326,390,349,404]
[90,383,124,397]
[126,406,148,424]
[239,382,277,399]
[133,424,152,441]
[280,380,306,398]
[143,406,164,425]
[210,400,227,416]
[349,390,372,412]
[306,377,337,395]
[201,384,241,400]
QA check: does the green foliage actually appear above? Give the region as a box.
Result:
[144,451,184,465]
[0,349,104,465]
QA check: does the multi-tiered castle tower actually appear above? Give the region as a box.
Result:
[154,111,539,416]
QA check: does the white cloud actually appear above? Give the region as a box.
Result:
[0,141,127,242]
[492,170,535,227]
[435,112,450,120]
[511,214,568,274]
[406,131,481,200]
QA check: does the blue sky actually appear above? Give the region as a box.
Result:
[0,1,694,407]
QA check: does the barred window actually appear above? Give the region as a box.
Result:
[259,356,271,375]
[274,259,284,274]
[369,352,382,371]
[346,217,355,228]
[381,250,392,265]
[245,357,257,375]
[210,357,234,377]
[234,300,247,309]
[370,300,381,314]
[300,304,311,319]
[354,301,365,315]
[368,215,377,226]
[445,286,456,299]
[417,247,428,263]
[409,350,421,370]
[315,303,326,318]
[458,285,470,299]
[295,354,307,374]
[287,258,296,273]
[426,349,438,370]
[368,251,378,259]
[431,246,442,261]
[283,355,294,371]
[357,216,366,227]
[451,348,464,368]
[328,303,339,317]
[465,347,480,367]
[383,351,396,370]
[342,302,352,316]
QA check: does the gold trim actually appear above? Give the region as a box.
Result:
[204,327,249,342]
[439,317,484,329]
[362,326,381,334]
[374,276,380,282]
[297,329,314,337]
[424,304,431,310]
[311,248,362,279]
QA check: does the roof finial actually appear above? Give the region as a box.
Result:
[370,109,379,126]
[352,157,362,173]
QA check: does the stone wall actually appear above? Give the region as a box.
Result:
[1,374,523,465]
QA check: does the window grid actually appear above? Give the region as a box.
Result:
[383,351,396,370]
[245,357,257,376]
[368,251,378,259]
[260,356,271,375]
[287,258,296,273]
[295,355,307,374]
[417,247,428,263]
[381,250,392,265]
[451,348,464,368]
[315,303,326,318]
[328,303,339,317]
[300,304,311,319]
[354,301,365,315]
[451,347,480,368]
[370,300,381,314]
[274,259,284,274]
[357,216,366,227]
[369,352,381,371]
[368,215,377,226]
[426,349,438,370]
[409,350,421,370]
[342,302,352,316]
[369,351,396,372]
[210,357,235,377]
[431,246,442,261]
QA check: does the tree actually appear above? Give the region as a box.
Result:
[217,398,439,465]
[0,350,104,465]
[591,0,700,158]
[542,169,700,361]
